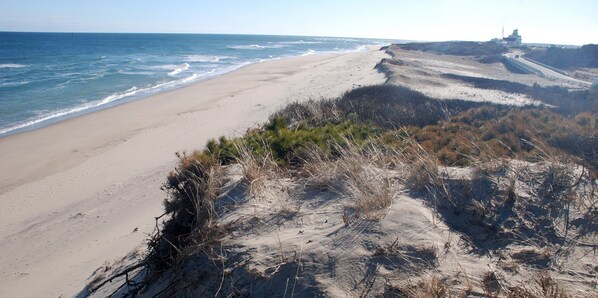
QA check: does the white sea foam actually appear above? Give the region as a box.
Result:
[117,70,155,76]
[98,86,140,105]
[167,63,190,76]
[98,71,210,105]
[227,44,287,50]
[280,40,323,45]
[301,49,317,56]
[147,63,190,76]
[185,55,236,63]
[0,104,102,136]
[227,44,266,50]
[315,37,358,42]
[2,85,146,134]
[0,63,27,68]
[354,45,369,52]
[150,64,183,70]
[0,81,30,87]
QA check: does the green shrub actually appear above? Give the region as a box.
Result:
[205,118,382,167]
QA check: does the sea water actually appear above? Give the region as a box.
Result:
[0,32,395,136]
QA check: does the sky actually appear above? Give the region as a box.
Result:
[0,0,596,45]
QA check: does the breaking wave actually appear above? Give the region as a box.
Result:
[184,55,236,62]
[227,44,288,50]
[0,63,27,68]
[167,63,190,76]
[301,49,317,56]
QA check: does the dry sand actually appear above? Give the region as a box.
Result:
[0,49,387,297]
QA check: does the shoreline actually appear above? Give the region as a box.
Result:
[0,48,387,297]
[0,46,380,138]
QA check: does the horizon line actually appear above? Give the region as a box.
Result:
[0,30,589,46]
[0,30,404,41]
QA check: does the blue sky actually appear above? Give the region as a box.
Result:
[0,0,596,45]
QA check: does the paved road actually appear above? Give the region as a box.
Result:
[504,52,592,87]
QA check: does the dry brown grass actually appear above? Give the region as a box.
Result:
[405,156,442,194]
[537,162,576,202]
[337,142,397,219]
[341,162,396,220]
[394,275,449,298]
[234,140,278,199]
[374,238,438,273]
[574,174,598,237]
[302,140,398,221]
[399,138,446,194]
[471,157,509,182]
[506,273,570,298]
[400,141,454,226]
[301,144,342,189]
[273,98,341,127]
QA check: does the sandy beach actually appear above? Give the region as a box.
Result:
[0,49,387,297]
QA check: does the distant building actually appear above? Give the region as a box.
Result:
[492,29,522,47]
[503,29,522,46]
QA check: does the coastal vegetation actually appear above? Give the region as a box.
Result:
[203,85,597,170]
[89,83,598,297]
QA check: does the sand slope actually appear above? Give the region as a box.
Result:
[124,161,598,297]
[0,49,387,297]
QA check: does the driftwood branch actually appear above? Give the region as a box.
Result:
[88,263,145,295]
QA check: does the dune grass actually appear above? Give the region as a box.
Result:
[96,84,597,297]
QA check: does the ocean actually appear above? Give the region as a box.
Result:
[0,32,395,137]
